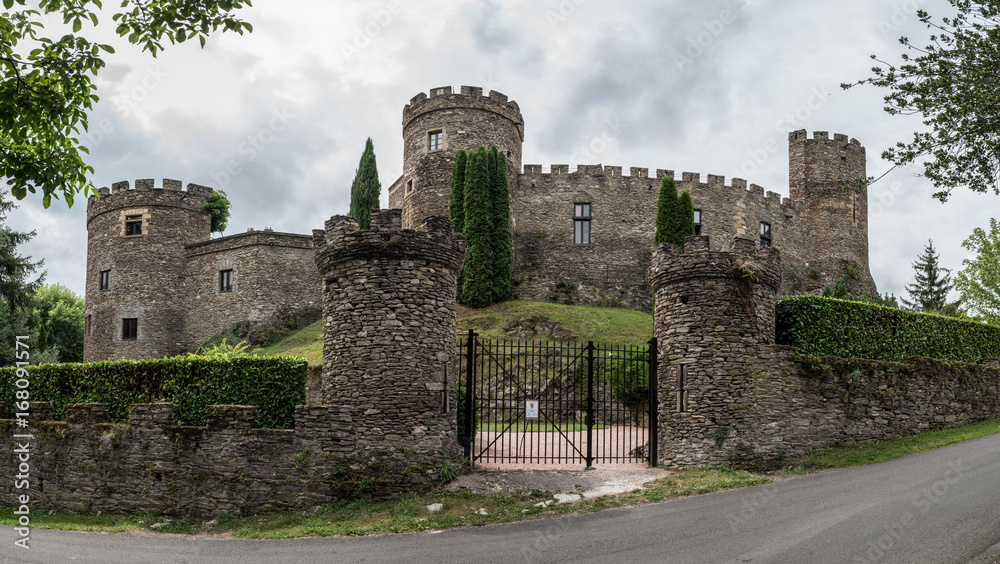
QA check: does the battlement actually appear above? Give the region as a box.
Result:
[313,209,466,275]
[649,235,782,291]
[87,178,214,218]
[788,129,864,150]
[403,85,523,130]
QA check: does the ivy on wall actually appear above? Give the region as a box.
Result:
[777,295,1000,363]
[0,357,306,427]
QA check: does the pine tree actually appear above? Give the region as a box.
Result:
[675,190,696,248]
[0,191,44,366]
[834,278,849,299]
[654,176,678,246]
[902,239,953,311]
[461,148,495,308]
[347,137,382,230]
[489,146,512,303]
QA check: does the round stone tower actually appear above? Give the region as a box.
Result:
[84,179,213,362]
[391,85,524,229]
[313,209,466,468]
[648,236,781,467]
[788,130,876,296]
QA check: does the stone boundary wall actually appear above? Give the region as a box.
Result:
[0,401,454,516]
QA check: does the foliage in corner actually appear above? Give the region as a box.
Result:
[0,356,306,427]
[202,190,231,234]
[347,137,382,230]
[955,217,1000,325]
[0,0,253,208]
[776,295,1000,363]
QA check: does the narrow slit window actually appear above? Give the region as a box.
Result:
[429,130,443,151]
[122,318,138,341]
[100,270,111,291]
[220,269,234,292]
[693,209,702,236]
[760,222,772,248]
[125,215,143,236]
[574,203,591,244]
[85,315,91,336]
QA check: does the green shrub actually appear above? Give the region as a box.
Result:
[0,356,307,427]
[603,352,649,406]
[776,295,1000,363]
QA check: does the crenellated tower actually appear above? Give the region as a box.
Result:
[389,85,524,229]
[84,179,214,361]
[788,130,876,296]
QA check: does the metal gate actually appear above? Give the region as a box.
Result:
[457,330,657,468]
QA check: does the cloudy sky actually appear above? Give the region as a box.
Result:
[6,0,993,303]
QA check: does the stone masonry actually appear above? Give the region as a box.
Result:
[313,209,467,470]
[648,236,1000,468]
[84,179,321,361]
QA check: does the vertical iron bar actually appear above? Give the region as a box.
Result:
[464,329,475,465]
[648,337,658,468]
[586,341,595,469]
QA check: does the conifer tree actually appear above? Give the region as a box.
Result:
[461,148,495,308]
[489,146,512,302]
[449,150,468,233]
[675,190,696,248]
[0,191,44,366]
[654,176,678,246]
[347,138,382,230]
[902,239,953,311]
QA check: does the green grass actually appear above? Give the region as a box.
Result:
[256,300,655,365]
[0,467,765,538]
[781,417,1000,474]
[480,421,608,432]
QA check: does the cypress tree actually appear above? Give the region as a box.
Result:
[449,150,468,303]
[461,148,494,308]
[347,137,382,230]
[489,146,512,302]
[675,190,696,250]
[654,176,678,246]
[449,150,468,233]
[902,239,953,311]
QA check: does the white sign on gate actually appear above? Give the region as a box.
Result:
[526,400,539,420]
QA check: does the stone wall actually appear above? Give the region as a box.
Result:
[0,402,454,516]
[184,231,322,346]
[649,237,1000,468]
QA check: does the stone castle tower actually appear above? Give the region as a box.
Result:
[85,180,215,360]
[390,86,524,229]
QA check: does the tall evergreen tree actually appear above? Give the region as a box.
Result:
[675,190,696,248]
[449,150,468,233]
[0,191,44,366]
[489,146,512,303]
[347,137,382,230]
[902,239,953,311]
[654,177,679,245]
[461,148,495,308]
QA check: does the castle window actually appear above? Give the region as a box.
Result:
[100,270,111,291]
[220,269,234,292]
[125,215,143,236]
[122,318,138,341]
[429,130,443,151]
[760,222,772,248]
[574,203,591,244]
[693,209,702,236]
[85,315,91,336]
[406,180,414,194]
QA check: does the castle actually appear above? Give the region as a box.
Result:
[84,85,876,362]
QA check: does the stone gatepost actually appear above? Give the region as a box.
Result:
[648,236,781,467]
[313,209,466,476]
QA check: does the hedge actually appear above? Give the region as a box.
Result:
[776,295,1000,363]
[0,356,307,428]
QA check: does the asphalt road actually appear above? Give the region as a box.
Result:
[4,433,1000,564]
